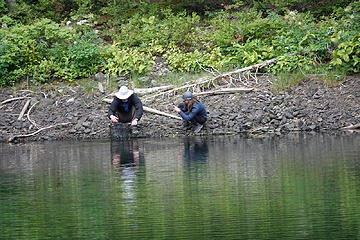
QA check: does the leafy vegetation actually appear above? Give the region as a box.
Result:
[0,0,359,87]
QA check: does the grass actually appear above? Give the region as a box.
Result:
[271,66,347,91]
[132,72,213,88]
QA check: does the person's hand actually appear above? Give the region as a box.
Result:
[110,115,119,123]
[173,105,181,113]
[131,118,138,126]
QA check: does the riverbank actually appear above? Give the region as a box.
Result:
[1,74,359,143]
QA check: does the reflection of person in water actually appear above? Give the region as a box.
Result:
[183,137,209,164]
[111,140,144,168]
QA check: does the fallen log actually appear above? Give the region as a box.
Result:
[27,101,40,128]
[17,99,31,120]
[143,106,182,120]
[342,123,360,130]
[145,57,280,99]
[196,87,254,96]
[134,85,173,95]
[102,98,181,120]
[8,122,72,142]
[0,96,31,105]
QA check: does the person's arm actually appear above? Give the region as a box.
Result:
[130,94,143,121]
[179,103,201,121]
[108,97,120,122]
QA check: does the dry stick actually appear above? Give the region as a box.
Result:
[0,96,31,105]
[17,99,31,120]
[342,123,360,130]
[143,106,182,120]
[146,57,279,100]
[26,101,40,129]
[195,87,254,96]
[134,85,173,95]
[8,122,72,142]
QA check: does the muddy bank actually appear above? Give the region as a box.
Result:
[0,75,359,143]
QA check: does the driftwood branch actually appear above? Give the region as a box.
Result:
[342,123,360,130]
[102,98,181,120]
[8,122,72,142]
[196,87,254,96]
[0,96,31,105]
[27,101,40,128]
[145,57,280,100]
[134,85,173,95]
[143,106,182,120]
[17,99,31,120]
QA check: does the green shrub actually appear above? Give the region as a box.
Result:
[103,46,155,77]
[0,19,105,85]
[112,9,201,51]
[0,19,75,85]
[223,39,274,69]
[330,34,360,73]
[269,55,314,73]
[163,46,226,72]
[52,35,104,81]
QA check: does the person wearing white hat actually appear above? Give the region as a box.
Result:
[108,86,143,126]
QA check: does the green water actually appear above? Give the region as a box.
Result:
[0,134,359,240]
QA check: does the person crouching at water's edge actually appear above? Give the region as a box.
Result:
[173,91,207,133]
[108,86,143,126]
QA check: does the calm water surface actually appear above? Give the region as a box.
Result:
[0,134,359,240]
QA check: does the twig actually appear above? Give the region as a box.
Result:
[134,85,173,95]
[145,56,281,100]
[143,106,182,120]
[196,87,254,96]
[8,122,72,142]
[342,123,360,130]
[17,99,31,120]
[1,96,31,105]
[27,101,40,128]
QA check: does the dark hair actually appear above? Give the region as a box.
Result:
[185,97,199,113]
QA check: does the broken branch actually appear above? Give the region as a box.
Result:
[1,96,31,105]
[143,106,182,120]
[17,99,31,120]
[342,123,360,130]
[8,122,72,142]
[27,101,40,128]
[196,87,254,96]
[145,56,281,100]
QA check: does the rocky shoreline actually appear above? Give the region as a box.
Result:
[1,74,359,143]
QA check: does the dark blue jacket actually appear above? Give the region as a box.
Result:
[179,102,207,121]
[108,94,143,120]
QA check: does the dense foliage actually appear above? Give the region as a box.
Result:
[0,0,359,86]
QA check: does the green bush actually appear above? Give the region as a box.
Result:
[52,35,104,81]
[164,46,226,72]
[0,19,105,85]
[330,34,360,73]
[103,46,155,77]
[112,9,201,51]
[0,19,75,85]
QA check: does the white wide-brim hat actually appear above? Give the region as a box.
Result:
[115,86,134,99]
